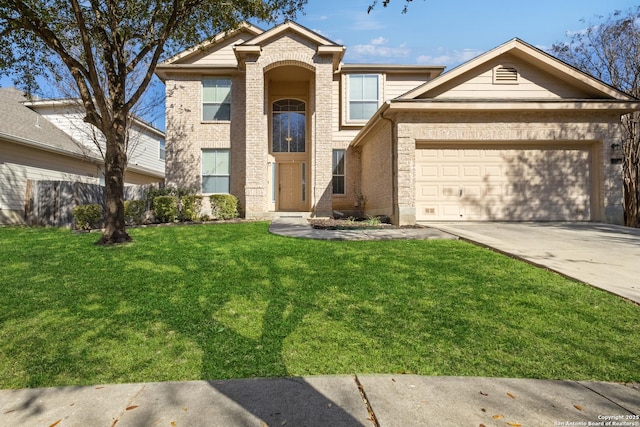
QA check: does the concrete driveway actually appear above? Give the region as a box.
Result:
[428,222,640,305]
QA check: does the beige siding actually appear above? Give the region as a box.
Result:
[384,73,431,100]
[187,33,255,66]
[0,140,101,223]
[430,54,590,99]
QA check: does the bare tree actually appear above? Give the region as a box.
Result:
[0,0,306,244]
[552,7,640,227]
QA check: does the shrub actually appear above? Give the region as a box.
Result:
[153,196,178,223]
[210,194,239,220]
[72,204,103,230]
[124,200,146,225]
[180,195,203,222]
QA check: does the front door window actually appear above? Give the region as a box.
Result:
[272,99,306,153]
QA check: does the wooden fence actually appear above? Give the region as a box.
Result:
[24,180,156,227]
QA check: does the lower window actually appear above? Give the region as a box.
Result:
[202,149,230,193]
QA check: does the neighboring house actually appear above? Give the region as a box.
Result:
[156,21,639,225]
[0,87,165,225]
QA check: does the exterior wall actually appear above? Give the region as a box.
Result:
[34,106,165,179]
[164,74,246,204]
[393,110,624,225]
[0,139,101,224]
[359,120,395,220]
[384,73,433,99]
[427,54,590,100]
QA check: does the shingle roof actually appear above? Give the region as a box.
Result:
[0,87,98,159]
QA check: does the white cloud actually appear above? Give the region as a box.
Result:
[348,37,411,61]
[416,48,483,67]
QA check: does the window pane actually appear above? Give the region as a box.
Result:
[349,75,379,121]
[215,150,230,174]
[202,149,230,176]
[332,176,345,195]
[202,176,229,193]
[203,79,231,121]
[333,149,345,175]
[349,75,363,99]
[332,149,345,195]
[289,112,306,152]
[362,75,378,100]
[203,104,230,121]
[272,112,287,152]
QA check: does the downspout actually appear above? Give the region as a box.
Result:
[379,104,398,224]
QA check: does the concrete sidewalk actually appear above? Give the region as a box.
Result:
[1,375,638,426]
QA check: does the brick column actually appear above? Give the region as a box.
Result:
[396,124,416,225]
[244,58,268,217]
[313,59,334,217]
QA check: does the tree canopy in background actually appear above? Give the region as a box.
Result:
[0,0,306,244]
[552,7,640,227]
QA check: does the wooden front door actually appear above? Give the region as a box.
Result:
[278,162,306,211]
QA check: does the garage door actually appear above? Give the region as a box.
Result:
[415,145,593,221]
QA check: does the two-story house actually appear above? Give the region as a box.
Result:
[156,21,639,225]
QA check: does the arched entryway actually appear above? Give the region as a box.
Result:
[266,65,314,212]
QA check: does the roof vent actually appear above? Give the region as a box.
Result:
[493,65,518,84]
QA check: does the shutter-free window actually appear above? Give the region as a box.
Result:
[202,149,230,193]
[349,75,379,121]
[332,149,345,194]
[203,78,231,121]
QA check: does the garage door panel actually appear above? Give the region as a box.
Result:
[415,146,592,221]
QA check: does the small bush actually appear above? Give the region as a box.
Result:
[72,204,103,230]
[210,194,239,220]
[180,195,203,222]
[153,196,178,223]
[124,200,146,225]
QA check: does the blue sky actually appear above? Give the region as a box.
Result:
[2,0,638,131]
[289,0,639,68]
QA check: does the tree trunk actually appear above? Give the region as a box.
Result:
[96,119,132,245]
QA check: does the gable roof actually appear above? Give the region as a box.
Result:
[159,22,264,66]
[0,87,98,160]
[238,20,341,48]
[400,38,635,101]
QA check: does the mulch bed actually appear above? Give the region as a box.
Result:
[308,218,424,230]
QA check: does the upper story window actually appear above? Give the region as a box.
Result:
[159,140,166,160]
[272,99,306,153]
[348,74,380,121]
[203,78,231,121]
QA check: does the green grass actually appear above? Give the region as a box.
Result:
[0,222,638,389]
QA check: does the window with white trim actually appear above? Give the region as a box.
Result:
[332,149,345,195]
[348,74,379,121]
[202,78,231,121]
[159,140,166,160]
[202,149,230,193]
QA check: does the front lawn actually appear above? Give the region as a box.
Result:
[0,222,638,389]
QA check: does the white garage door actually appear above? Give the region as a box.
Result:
[415,145,593,221]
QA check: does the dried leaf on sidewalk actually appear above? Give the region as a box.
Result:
[479,391,488,396]
[574,404,583,410]
[506,392,516,399]
[492,414,504,419]
[125,405,138,411]
[49,420,62,427]
[507,423,522,427]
